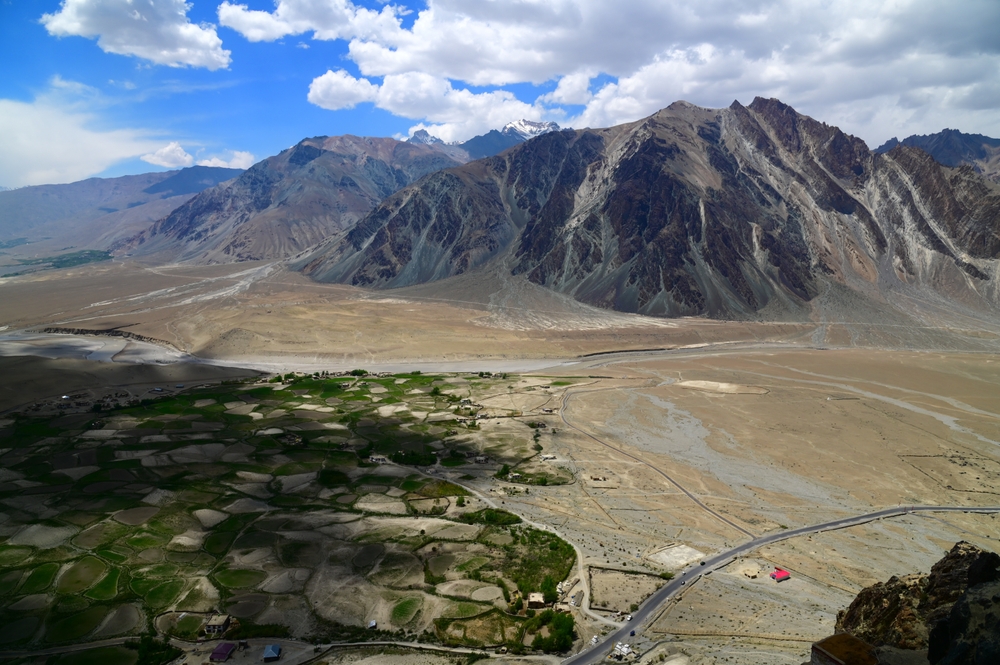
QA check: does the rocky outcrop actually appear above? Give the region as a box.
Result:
[929,580,1000,665]
[835,542,1000,664]
[835,573,929,649]
[120,136,463,263]
[300,98,1000,321]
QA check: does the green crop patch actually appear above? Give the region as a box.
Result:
[399,479,424,492]
[145,563,179,578]
[0,570,23,596]
[45,606,108,643]
[130,577,159,596]
[460,509,521,526]
[97,548,128,563]
[126,532,167,550]
[85,567,121,600]
[0,616,40,645]
[47,645,138,665]
[144,580,183,607]
[57,556,107,594]
[0,546,32,566]
[20,562,60,594]
[214,569,266,588]
[417,480,469,498]
[204,531,236,555]
[391,597,421,624]
[171,613,204,638]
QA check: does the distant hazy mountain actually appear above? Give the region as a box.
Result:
[876,129,1000,182]
[120,136,464,263]
[408,120,561,160]
[300,98,1000,322]
[0,165,243,253]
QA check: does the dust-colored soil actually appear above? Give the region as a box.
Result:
[589,568,664,612]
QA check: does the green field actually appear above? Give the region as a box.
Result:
[392,597,421,623]
[214,569,267,588]
[144,580,184,607]
[45,606,108,643]
[47,646,138,665]
[84,568,121,600]
[57,557,107,594]
[20,563,60,594]
[0,370,576,650]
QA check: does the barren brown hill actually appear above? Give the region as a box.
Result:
[120,136,465,263]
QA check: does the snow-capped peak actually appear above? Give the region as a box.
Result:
[502,119,560,141]
[407,129,444,145]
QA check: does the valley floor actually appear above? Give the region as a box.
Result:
[2,260,1000,664]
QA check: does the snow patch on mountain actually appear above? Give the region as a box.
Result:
[502,120,560,140]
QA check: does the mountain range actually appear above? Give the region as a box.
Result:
[409,119,561,160]
[298,98,1000,321]
[4,105,999,327]
[0,166,243,254]
[876,129,1000,182]
[113,121,562,263]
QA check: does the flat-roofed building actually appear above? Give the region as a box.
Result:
[205,613,231,635]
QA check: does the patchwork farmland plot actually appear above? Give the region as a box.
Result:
[0,372,575,647]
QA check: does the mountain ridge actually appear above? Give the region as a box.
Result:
[876,128,1000,182]
[117,135,464,263]
[297,97,1000,324]
[0,165,243,258]
[407,119,561,160]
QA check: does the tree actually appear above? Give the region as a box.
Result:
[541,575,558,604]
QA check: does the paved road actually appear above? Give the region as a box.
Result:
[562,505,1000,664]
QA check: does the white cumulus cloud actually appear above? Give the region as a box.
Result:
[308,69,541,142]
[0,79,161,187]
[141,141,194,168]
[308,69,380,110]
[217,0,401,43]
[197,151,255,169]
[42,0,231,70]
[250,0,1000,146]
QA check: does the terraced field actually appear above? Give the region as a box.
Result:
[0,371,576,648]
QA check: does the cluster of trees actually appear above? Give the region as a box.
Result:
[529,610,575,653]
[390,449,437,466]
[124,636,182,665]
[459,508,522,526]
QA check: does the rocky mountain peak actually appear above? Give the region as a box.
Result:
[875,128,1000,182]
[407,129,444,145]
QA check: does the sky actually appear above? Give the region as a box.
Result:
[2,0,999,188]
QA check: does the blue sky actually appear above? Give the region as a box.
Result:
[2,0,999,187]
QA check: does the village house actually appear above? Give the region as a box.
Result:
[204,613,231,635]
